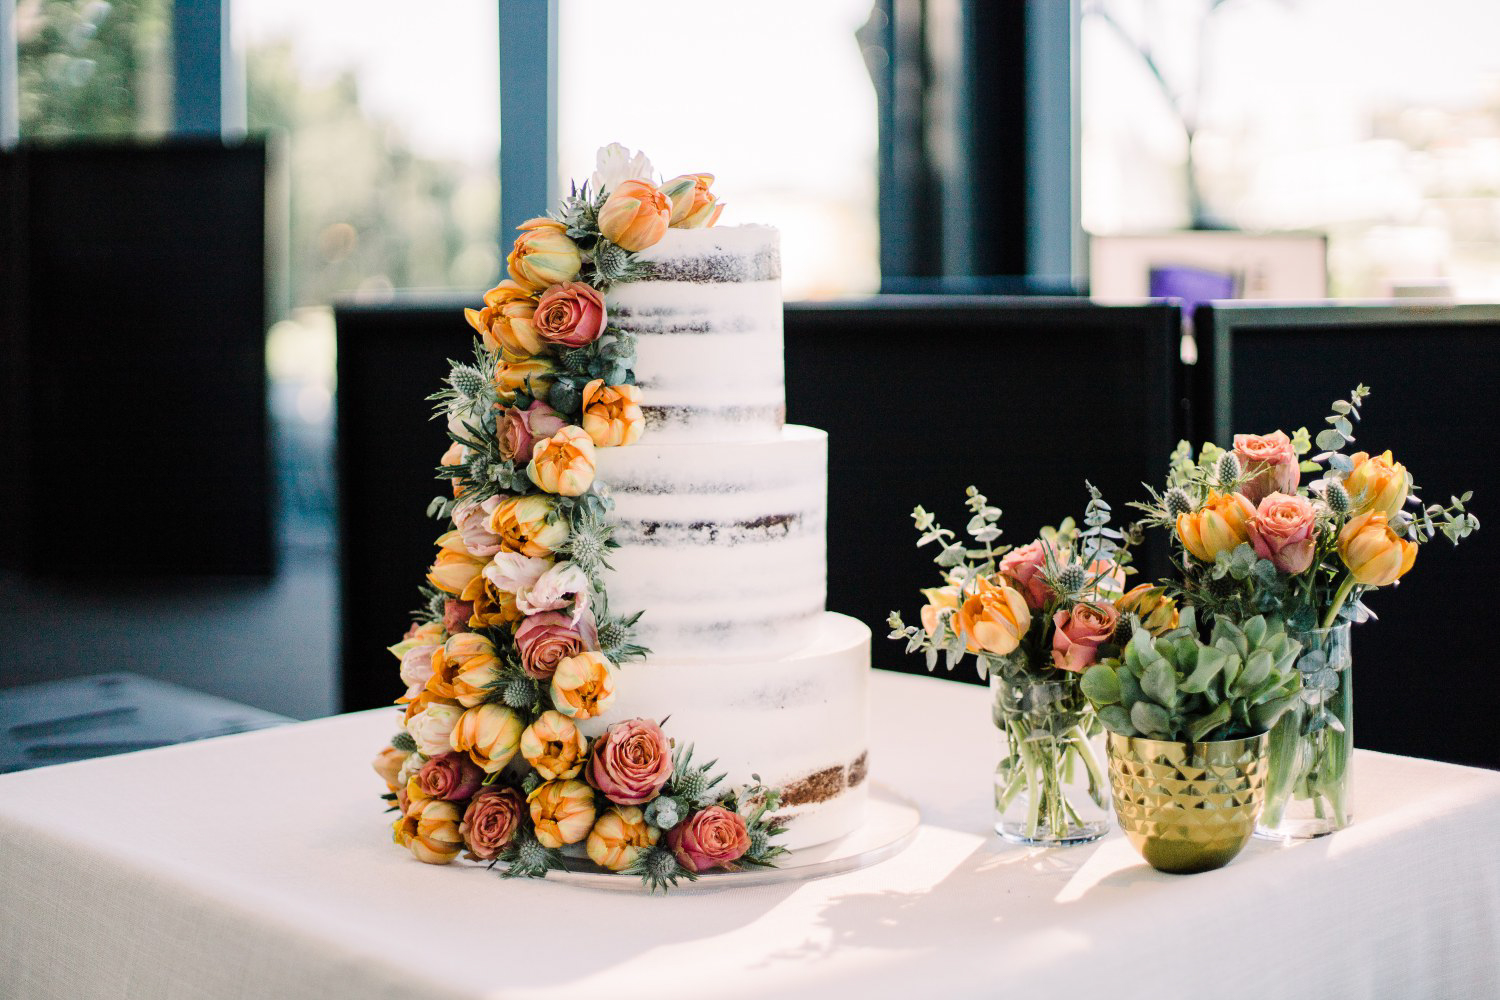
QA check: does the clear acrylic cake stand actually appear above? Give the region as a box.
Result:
[485,782,920,891]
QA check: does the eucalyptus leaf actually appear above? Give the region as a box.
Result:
[1316,428,1346,451]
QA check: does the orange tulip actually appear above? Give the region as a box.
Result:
[597,179,672,252]
[581,379,645,448]
[465,280,542,357]
[1176,491,1256,562]
[954,576,1032,655]
[507,217,582,291]
[1339,510,1417,587]
[1344,450,1410,518]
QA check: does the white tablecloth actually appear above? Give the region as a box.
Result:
[2,671,1498,1000]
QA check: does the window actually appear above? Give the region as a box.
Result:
[557,0,880,299]
[1083,0,1500,298]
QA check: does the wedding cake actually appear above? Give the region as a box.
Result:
[589,225,871,850]
[372,145,869,889]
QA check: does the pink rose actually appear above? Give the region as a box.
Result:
[497,401,568,464]
[517,561,591,619]
[443,598,473,635]
[1051,602,1119,673]
[453,496,503,557]
[533,281,607,349]
[1233,431,1300,505]
[1000,539,1065,610]
[459,787,526,860]
[666,806,750,873]
[1247,492,1318,574]
[586,717,674,805]
[515,610,597,680]
[416,752,485,802]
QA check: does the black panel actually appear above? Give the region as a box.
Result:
[1195,302,1500,768]
[2,140,273,576]
[786,297,1183,685]
[336,299,472,711]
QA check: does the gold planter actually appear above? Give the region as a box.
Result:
[1106,731,1269,874]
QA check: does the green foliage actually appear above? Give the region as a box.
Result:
[390,731,417,753]
[623,846,696,894]
[661,743,726,807]
[1082,609,1303,743]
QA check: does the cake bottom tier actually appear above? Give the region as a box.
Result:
[580,612,871,851]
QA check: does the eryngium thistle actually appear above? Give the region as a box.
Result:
[1055,563,1088,594]
[642,847,681,883]
[673,768,710,804]
[1165,487,1193,519]
[501,677,536,709]
[597,620,628,653]
[594,241,632,284]
[512,836,551,876]
[1216,451,1242,489]
[568,531,606,573]
[450,365,487,398]
[1326,480,1351,516]
[747,827,770,857]
[560,349,591,375]
[390,731,417,753]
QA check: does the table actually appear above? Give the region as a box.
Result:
[3,671,1498,1000]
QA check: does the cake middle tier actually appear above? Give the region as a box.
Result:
[592,425,827,661]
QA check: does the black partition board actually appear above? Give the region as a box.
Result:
[4,140,272,576]
[1196,301,1500,768]
[336,299,473,711]
[786,297,1183,683]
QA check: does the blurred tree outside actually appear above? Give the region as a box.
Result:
[17,0,172,138]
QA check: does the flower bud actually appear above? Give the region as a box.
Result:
[597,179,672,252]
[1176,491,1255,562]
[507,217,582,291]
[1339,510,1417,587]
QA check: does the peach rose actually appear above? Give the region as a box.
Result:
[661,173,725,229]
[919,585,961,636]
[1339,510,1417,587]
[397,797,464,864]
[527,425,597,496]
[549,651,617,720]
[515,610,595,681]
[666,806,750,873]
[497,400,567,464]
[465,280,542,357]
[1247,492,1319,575]
[1051,601,1120,673]
[1344,450,1410,518]
[426,530,488,596]
[527,779,597,848]
[580,379,644,448]
[452,496,504,558]
[507,217,582,291]
[534,281,608,349]
[519,710,588,780]
[1116,583,1180,635]
[954,576,1032,655]
[415,752,485,802]
[1176,491,1256,563]
[488,495,570,558]
[495,355,556,406]
[999,539,1065,610]
[597,179,672,252]
[460,786,526,860]
[586,717,674,806]
[1233,431,1300,504]
[449,703,524,774]
[587,806,660,872]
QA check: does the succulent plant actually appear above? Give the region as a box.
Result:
[1081,608,1303,744]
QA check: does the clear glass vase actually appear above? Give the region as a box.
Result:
[991,670,1111,847]
[1257,623,1353,840]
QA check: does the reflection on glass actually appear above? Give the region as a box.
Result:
[1083,0,1500,298]
[558,0,880,299]
[17,0,172,138]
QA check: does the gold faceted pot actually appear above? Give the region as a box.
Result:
[1106,731,1269,874]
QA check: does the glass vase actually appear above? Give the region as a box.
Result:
[991,670,1111,847]
[1257,623,1353,840]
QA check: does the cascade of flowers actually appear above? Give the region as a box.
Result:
[371,145,784,892]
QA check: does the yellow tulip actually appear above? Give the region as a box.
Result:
[527,779,597,849]
[581,379,645,448]
[397,798,465,865]
[1339,510,1417,587]
[488,495,570,558]
[586,806,660,871]
[426,530,487,596]
[1344,450,1410,518]
[918,585,961,637]
[494,355,556,406]
[519,710,588,781]
[465,280,542,357]
[527,425,597,496]
[954,576,1032,655]
[1176,491,1256,562]
[661,173,725,229]
[426,632,503,708]
[448,703,523,774]
[549,651,617,720]
[507,217,582,291]
[597,179,672,252]
[1116,583,1181,635]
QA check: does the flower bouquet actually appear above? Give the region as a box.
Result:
[1131,385,1479,838]
[889,485,1138,846]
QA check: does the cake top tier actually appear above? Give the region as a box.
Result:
[634,224,782,285]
